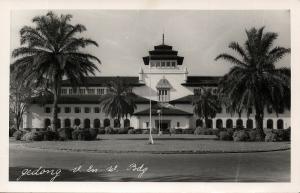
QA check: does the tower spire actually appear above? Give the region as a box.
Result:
[162,33,164,45]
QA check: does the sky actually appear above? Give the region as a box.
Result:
[10,10,290,76]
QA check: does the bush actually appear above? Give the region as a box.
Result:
[182,128,194,134]
[98,128,105,134]
[219,131,232,141]
[118,127,129,134]
[89,128,98,140]
[142,129,150,134]
[265,132,277,142]
[105,126,114,134]
[151,128,158,134]
[233,130,249,142]
[175,128,183,134]
[212,129,219,136]
[170,128,176,134]
[78,129,91,140]
[128,129,135,134]
[13,130,24,140]
[9,128,17,137]
[43,130,58,141]
[58,128,73,140]
[248,129,264,141]
[72,130,79,140]
[194,127,203,135]
[135,128,143,134]
[284,128,291,141]
[21,131,43,141]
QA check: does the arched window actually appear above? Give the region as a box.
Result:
[104,119,110,127]
[226,119,233,128]
[64,119,71,128]
[74,119,81,126]
[206,119,213,129]
[57,119,61,129]
[246,119,253,129]
[267,119,273,129]
[196,119,203,127]
[44,118,51,128]
[94,119,100,128]
[216,119,223,129]
[277,119,284,130]
[236,119,243,128]
[84,119,90,128]
[114,119,120,128]
[124,119,130,128]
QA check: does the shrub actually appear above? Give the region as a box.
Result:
[78,130,91,140]
[212,129,219,136]
[162,129,170,134]
[21,131,43,141]
[175,128,183,134]
[9,128,17,137]
[118,127,129,134]
[128,129,135,134]
[113,127,120,134]
[182,128,194,134]
[58,128,73,140]
[13,130,24,140]
[105,126,114,134]
[43,130,58,141]
[142,129,150,134]
[248,129,264,141]
[219,131,232,140]
[284,128,291,141]
[265,132,277,142]
[98,128,105,134]
[89,128,98,140]
[151,128,158,134]
[194,127,204,135]
[233,130,249,142]
[273,128,291,141]
[135,128,143,134]
[226,128,235,137]
[170,128,176,134]
[72,130,79,140]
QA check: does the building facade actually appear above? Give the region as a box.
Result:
[23,39,291,131]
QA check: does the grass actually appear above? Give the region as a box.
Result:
[10,134,290,153]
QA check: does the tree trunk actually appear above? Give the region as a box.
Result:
[51,88,59,132]
[255,113,265,140]
[204,117,208,129]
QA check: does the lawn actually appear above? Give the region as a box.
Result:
[10,134,290,153]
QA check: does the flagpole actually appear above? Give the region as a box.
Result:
[148,54,154,144]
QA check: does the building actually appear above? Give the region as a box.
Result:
[23,37,290,131]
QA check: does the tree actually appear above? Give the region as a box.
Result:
[215,26,290,137]
[99,77,137,126]
[11,11,101,131]
[192,88,220,128]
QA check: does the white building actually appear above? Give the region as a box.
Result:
[23,38,290,131]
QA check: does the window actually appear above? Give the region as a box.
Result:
[114,119,120,128]
[146,122,149,128]
[236,119,243,128]
[64,119,71,128]
[45,107,51,113]
[246,119,253,129]
[156,61,160,67]
[94,107,100,113]
[97,88,105,95]
[196,119,203,127]
[161,61,165,67]
[150,61,155,67]
[194,88,201,95]
[166,61,170,67]
[84,119,90,128]
[124,119,130,127]
[267,119,273,129]
[44,119,51,128]
[69,88,77,94]
[75,107,81,113]
[226,119,233,128]
[277,119,284,129]
[171,61,176,67]
[79,88,86,95]
[216,119,223,129]
[87,88,95,94]
[94,119,101,128]
[158,89,169,102]
[60,88,67,95]
[177,122,180,127]
[57,107,61,113]
[104,119,110,127]
[84,107,90,113]
[74,119,81,126]
[65,107,71,113]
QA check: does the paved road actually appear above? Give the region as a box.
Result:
[9,146,290,182]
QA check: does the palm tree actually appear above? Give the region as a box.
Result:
[215,26,290,137]
[99,77,137,126]
[192,88,220,128]
[11,11,101,132]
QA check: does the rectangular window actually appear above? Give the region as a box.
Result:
[87,88,95,94]
[177,122,180,127]
[94,107,100,113]
[146,122,149,128]
[166,61,170,67]
[65,107,71,113]
[84,107,90,113]
[171,61,176,67]
[79,88,86,95]
[161,61,165,67]
[60,88,67,95]
[45,107,51,113]
[158,89,169,102]
[97,88,105,95]
[75,107,81,113]
[57,107,61,113]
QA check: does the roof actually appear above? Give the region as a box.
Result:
[61,76,145,87]
[29,94,157,105]
[182,76,221,86]
[169,95,194,104]
[134,103,193,116]
[143,43,184,65]
[156,77,172,89]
